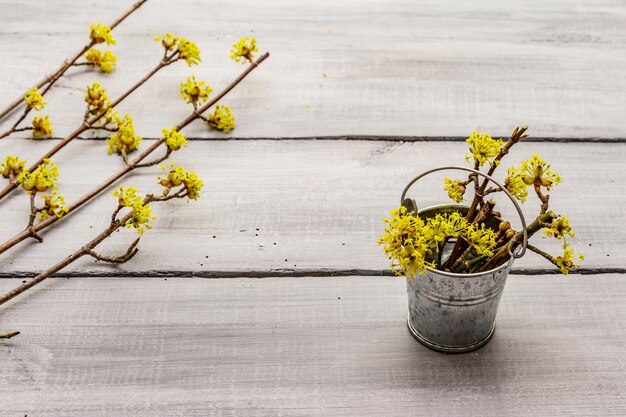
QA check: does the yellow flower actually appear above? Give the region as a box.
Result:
[24,87,47,110]
[544,216,575,240]
[155,33,179,51]
[520,154,561,190]
[444,178,466,203]
[89,23,116,45]
[178,38,201,66]
[154,33,200,66]
[464,223,497,257]
[16,158,59,194]
[113,185,142,207]
[1,155,26,178]
[39,190,68,220]
[162,127,188,151]
[230,37,258,64]
[465,131,504,167]
[107,114,141,155]
[31,115,54,137]
[158,163,204,200]
[85,82,110,115]
[377,206,433,278]
[554,242,584,275]
[207,105,235,132]
[504,167,529,203]
[112,186,155,235]
[179,75,212,106]
[84,49,117,73]
[442,211,469,238]
[423,214,449,246]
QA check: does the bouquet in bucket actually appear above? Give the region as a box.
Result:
[378,126,584,278]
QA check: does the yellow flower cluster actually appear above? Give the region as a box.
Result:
[154,33,201,66]
[520,154,561,190]
[178,38,201,66]
[32,115,54,137]
[112,186,155,234]
[107,114,141,155]
[544,216,574,240]
[85,82,110,115]
[39,191,68,220]
[1,155,26,178]
[377,206,432,278]
[378,207,500,277]
[89,23,116,45]
[24,87,47,110]
[465,223,497,256]
[158,163,204,200]
[207,105,235,132]
[444,178,466,203]
[162,127,188,151]
[230,37,258,64]
[465,131,504,167]
[504,167,529,203]
[179,75,212,106]
[16,158,59,194]
[554,242,584,275]
[84,49,117,73]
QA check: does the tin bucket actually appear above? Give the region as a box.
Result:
[400,166,528,353]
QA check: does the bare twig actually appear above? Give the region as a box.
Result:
[0,0,149,123]
[0,331,20,339]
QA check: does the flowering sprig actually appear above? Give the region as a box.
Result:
[0,168,203,309]
[1,156,26,180]
[154,33,201,66]
[158,163,204,200]
[207,105,235,132]
[107,114,142,160]
[89,23,116,45]
[465,131,504,167]
[417,126,584,275]
[231,37,258,64]
[0,45,270,266]
[180,75,212,108]
[83,49,117,73]
[31,115,54,137]
[378,207,499,277]
[24,88,47,110]
[0,1,149,145]
[162,127,188,151]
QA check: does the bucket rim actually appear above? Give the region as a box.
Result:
[418,203,512,278]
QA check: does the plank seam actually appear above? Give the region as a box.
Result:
[0,267,623,279]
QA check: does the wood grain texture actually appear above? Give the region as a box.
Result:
[1,274,625,416]
[1,0,626,138]
[0,139,622,275]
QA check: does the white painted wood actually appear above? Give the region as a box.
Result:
[1,0,626,138]
[0,139,621,274]
[1,275,625,416]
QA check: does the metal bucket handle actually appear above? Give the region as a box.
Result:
[400,166,527,259]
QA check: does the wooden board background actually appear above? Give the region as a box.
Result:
[2,275,625,416]
[1,0,625,415]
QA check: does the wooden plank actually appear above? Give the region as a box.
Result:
[1,0,626,138]
[1,274,625,416]
[0,139,622,274]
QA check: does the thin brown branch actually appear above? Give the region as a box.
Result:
[0,0,149,122]
[0,53,270,257]
[134,148,172,168]
[88,237,140,263]
[0,54,172,203]
[0,331,20,339]
[0,187,188,306]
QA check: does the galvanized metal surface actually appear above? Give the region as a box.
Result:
[406,204,515,352]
